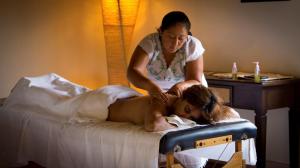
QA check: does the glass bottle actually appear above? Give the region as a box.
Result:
[253,62,260,83]
[232,62,238,80]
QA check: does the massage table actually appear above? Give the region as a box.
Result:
[0,99,256,168]
[0,74,257,168]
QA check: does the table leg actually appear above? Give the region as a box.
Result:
[255,111,267,168]
[289,107,300,168]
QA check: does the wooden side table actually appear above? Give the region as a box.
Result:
[206,75,299,168]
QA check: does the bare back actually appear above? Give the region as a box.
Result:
[107,95,152,125]
[107,95,177,125]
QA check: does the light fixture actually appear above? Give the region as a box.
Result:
[101,0,140,86]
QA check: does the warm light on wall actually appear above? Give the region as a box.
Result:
[101,0,140,86]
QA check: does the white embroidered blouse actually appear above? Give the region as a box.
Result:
[138,33,205,91]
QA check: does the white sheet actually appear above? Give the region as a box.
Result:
[0,108,162,168]
[2,73,90,119]
[1,73,162,168]
[3,73,142,123]
[70,85,143,123]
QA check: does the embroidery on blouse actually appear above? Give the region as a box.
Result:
[147,34,189,82]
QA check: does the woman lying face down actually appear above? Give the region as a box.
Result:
[107,84,240,132]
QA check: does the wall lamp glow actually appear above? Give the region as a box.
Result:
[101,0,140,85]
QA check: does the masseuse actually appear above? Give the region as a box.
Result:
[127,11,206,102]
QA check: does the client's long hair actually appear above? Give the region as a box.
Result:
[182,85,239,124]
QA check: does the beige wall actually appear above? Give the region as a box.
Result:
[132,0,300,76]
[0,0,107,97]
[1,0,299,96]
[0,0,299,164]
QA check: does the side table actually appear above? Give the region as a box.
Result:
[206,75,299,168]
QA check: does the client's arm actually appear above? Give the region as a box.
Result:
[144,98,176,132]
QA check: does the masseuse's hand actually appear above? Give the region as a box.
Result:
[148,85,168,104]
[167,82,186,97]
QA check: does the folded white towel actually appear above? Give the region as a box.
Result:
[70,85,142,123]
[2,73,142,123]
[165,115,197,128]
[2,73,90,119]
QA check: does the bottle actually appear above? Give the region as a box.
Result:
[232,62,238,80]
[253,62,260,83]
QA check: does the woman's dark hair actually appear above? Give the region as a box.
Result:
[182,85,217,124]
[159,11,192,35]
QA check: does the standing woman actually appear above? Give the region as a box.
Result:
[127,11,207,102]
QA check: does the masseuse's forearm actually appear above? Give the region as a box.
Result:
[127,68,158,92]
[185,56,204,86]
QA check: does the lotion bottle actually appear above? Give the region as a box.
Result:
[253,62,260,83]
[232,62,238,80]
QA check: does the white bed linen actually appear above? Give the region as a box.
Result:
[0,108,163,168]
[3,73,142,122]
